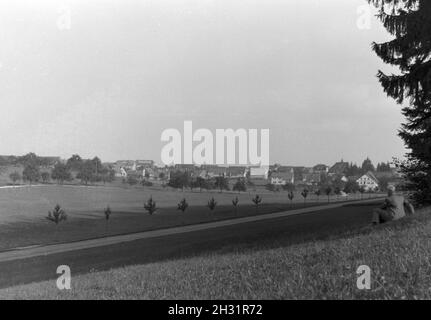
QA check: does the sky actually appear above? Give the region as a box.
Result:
[0,0,408,166]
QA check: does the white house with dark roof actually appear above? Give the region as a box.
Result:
[356,171,379,191]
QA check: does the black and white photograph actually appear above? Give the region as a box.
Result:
[0,0,430,304]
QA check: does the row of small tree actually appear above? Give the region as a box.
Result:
[46,185,373,230]
[143,194,263,215]
[45,194,265,232]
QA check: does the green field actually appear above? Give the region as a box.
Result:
[1,207,429,299]
[0,185,382,250]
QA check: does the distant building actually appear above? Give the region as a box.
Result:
[225,166,247,178]
[205,166,227,178]
[115,160,135,168]
[135,160,154,168]
[270,169,294,185]
[143,167,156,179]
[356,171,379,191]
[119,167,128,178]
[341,175,349,183]
[329,160,349,175]
[277,166,304,182]
[114,160,150,178]
[249,167,269,180]
[313,164,329,173]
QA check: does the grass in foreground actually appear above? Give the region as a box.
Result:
[1,208,430,299]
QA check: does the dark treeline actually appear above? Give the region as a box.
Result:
[0,153,59,167]
[3,152,115,185]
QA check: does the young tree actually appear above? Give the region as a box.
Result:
[46,204,67,225]
[325,186,332,203]
[144,197,157,215]
[232,196,239,214]
[104,205,112,234]
[207,197,217,211]
[104,205,112,220]
[288,190,294,207]
[177,198,189,213]
[369,0,431,205]
[252,194,262,213]
[9,171,21,185]
[301,189,309,206]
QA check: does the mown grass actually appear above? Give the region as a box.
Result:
[1,207,430,300]
[0,201,329,251]
[0,185,380,250]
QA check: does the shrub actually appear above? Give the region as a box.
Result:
[144,197,157,215]
[46,204,67,225]
[177,198,188,213]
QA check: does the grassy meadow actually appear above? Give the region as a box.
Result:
[1,207,430,299]
[0,184,381,250]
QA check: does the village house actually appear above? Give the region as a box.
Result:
[276,166,304,182]
[313,164,329,174]
[114,160,134,177]
[135,160,154,168]
[249,167,269,180]
[204,165,227,178]
[270,169,294,185]
[356,171,379,191]
[329,160,349,175]
[114,160,151,178]
[225,166,247,178]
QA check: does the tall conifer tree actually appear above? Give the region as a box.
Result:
[369,0,431,204]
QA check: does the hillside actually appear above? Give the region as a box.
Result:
[0,206,430,299]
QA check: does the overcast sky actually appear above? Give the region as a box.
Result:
[0,0,407,166]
